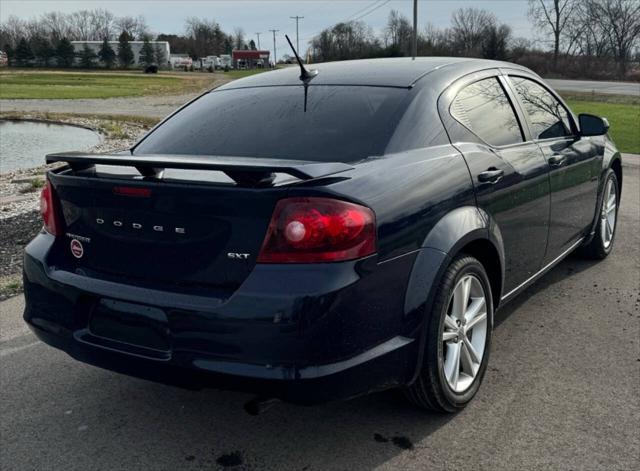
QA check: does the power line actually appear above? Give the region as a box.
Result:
[297,0,393,45]
[352,0,392,22]
[274,0,394,59]
[345,0,386,21]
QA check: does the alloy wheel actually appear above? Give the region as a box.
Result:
[600,178,617,249]
[442,274,488,393]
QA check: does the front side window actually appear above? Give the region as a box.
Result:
[450,77,524,147]
[510,77,573,140]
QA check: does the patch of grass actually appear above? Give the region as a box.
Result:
[0,70,222,99]
[18,179,45,193]
[101,121,131,139]
[0,274,23,300]
[564,97,640,154]
[560,92,640,106]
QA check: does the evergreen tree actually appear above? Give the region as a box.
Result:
[139,37,155,66]
[98,38,116,68]
[55,38,76,68]
[79,44,98,68]
[117,31,134,68]
[31,36,55,66]
[223,36,233,54]
[249,39,257,50]
[15,38,34,67]
[154,44,167,68]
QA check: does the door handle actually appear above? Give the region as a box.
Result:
[548,154,566,167]
[478,168,504,184]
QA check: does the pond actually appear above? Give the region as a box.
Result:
[0,120,101,173]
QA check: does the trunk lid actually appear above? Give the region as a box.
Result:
[50,169,284,290]
[45,153,352,291]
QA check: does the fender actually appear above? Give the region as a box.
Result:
[404,205,505,384]
[583,143,622,246]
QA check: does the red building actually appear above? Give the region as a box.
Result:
[232,50,270,69]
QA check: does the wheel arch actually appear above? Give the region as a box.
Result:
[405,206,505,384]
[610,157,622,195]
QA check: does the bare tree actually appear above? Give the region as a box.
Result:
[40,11,72,43]
[451,8,496,56]
[591,0,640,77]
[384,10,413,55]
[310,21,379,62]
[184,18,227,58]
[90,9,116,40]
[527,0,579,67]
[233,28,246,50]
[115,15,149,40]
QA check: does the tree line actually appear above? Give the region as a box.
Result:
[1,2,638,78]
[309,1,639,80]
[5,32,166,69]
[0,10,255,69]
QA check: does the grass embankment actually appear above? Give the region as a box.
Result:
[562,93,640,154]
[0,69,233,99]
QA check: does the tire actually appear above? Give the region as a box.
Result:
[405,254,493,413]
[580,169,619,260]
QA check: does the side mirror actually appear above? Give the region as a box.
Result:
[579,113,609,136]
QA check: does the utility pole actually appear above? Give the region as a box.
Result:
[289,15,304,53]
[268,29,279,66]
[255,32,261,50]
[412,0,418,60]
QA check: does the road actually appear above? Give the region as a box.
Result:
[1,159,639,471]
[546,79,640,97]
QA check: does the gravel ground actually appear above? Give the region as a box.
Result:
[0,116,151,299]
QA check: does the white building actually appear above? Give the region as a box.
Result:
[71,41,171,67]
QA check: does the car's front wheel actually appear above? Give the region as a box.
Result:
[405,254,493,412]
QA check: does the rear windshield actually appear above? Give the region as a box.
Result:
[134,86,409,163]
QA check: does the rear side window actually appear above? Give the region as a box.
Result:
[451,77,523,147]
[509,76,573,140]
[134,86,409,163]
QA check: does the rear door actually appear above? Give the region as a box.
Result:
[440,72,551,293]
[505,75,601,261]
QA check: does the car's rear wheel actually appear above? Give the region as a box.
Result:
[580,169,619,259]
[405,254,493,412]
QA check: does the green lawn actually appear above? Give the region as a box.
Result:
[0,68,275,100]
[564,97,640,154]
[0,70,219,99]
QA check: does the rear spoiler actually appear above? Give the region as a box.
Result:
[46,152,353,184]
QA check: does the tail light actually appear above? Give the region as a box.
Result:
[40,180,63,236]
[258,197,376,263]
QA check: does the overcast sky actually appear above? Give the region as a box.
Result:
[1,0,534,56]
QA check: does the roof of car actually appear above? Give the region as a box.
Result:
[215,57,532,90]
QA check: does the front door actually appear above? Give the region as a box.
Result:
[506,76,601,260]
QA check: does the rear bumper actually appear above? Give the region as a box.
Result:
[23,233,421,404]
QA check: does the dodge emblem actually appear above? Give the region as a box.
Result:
[70,239,84,259]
